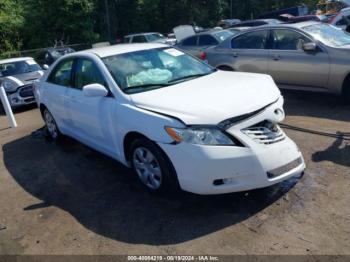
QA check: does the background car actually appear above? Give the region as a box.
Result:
[0,57,43,108]
[123,32,167,44]
[205,21,350,102]
[217,19,242,28]
[330,7,350,29]
[229,19,282,29]
[35,47,75,67]
[176,29,236,59]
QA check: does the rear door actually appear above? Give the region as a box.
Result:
[268,29,330,90]
[44,58,74,130]
[65,57,117,155]
[229,29,270,73]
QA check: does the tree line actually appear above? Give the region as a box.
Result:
[0,0,318,57]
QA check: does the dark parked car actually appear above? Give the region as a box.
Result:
[35,47,75,66]
[217,19,241,28]
[176,30,236,59]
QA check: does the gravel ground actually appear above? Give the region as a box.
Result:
[0,90,349,255]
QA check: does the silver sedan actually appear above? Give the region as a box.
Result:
[205,21,350,102]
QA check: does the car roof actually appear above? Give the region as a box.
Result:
[125,32,161,37]
[196,29,231,36]
[76,43,168,58]
[245,21,320,31]
[0,57,34,64]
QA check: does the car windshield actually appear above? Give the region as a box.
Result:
[0,60,41,77]
[102,47,215,94]
[146,33,165,42]
[303,23,350,47]
[213,30,234,41]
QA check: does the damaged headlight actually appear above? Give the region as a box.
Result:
[165,126,236,145]
[2,80,18,92]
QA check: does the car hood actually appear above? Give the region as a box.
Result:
[130,71,281,125]
[1,71,44,86]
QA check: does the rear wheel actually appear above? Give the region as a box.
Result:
[129,137,179,193]
[342,76,350,104]
[343,87,350,104]
[43,109,60,141]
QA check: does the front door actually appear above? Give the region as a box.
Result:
[65,58,116,155]
[268,29,330,90]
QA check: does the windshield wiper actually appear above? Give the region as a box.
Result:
[167,73,211,84]
[123,83,169,92]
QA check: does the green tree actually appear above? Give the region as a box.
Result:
[0,0,24,57]
[20,0,99,49]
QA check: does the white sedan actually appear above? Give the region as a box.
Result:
[34,43,305,195]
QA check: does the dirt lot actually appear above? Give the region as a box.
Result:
[0,90,349,255]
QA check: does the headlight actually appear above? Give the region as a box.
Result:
[165,126,236,145]
[2,80,18,92]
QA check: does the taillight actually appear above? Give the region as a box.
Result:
[199,51,207,60]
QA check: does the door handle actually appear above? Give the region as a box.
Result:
[232,52,238,57]
[273,54,281,61]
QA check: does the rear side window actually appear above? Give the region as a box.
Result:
[181,36,198,46]
[48,59,74,87]
[232,30,268,49]
[132,35,147,43]
[74,59,106,89]
[198,35,219,46]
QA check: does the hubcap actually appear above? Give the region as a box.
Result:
[133,147,162,190]
[44,111,58,139]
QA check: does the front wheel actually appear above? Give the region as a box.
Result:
[43,109,61,141]
[129,137,179,193]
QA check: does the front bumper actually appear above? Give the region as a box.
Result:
[7,84,36,108]
[159,138,305,195]
[158,97,305,195]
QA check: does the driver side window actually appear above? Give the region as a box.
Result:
[48,59,74,87]
[272,29,312,50]
[74,59,106,90]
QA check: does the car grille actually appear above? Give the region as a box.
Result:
[267,157,303,179]
[19,84,34,98]
[242,121,285,145]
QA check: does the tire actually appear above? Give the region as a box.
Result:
[43,109,61,141]
[129,137,179,193]
[343,86,350,104]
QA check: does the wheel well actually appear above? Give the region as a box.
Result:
[342,73,350,95]
[39,104,47,117]
[217,65,234,71]
[123,132,149,162]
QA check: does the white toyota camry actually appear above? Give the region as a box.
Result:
[34,43,305,195]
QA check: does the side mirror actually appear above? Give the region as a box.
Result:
[43,64,49,70]
[83,83,108,98]
[303,42,317,51]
